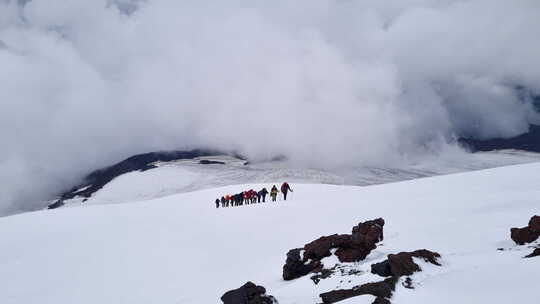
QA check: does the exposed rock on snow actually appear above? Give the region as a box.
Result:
[310,267,335,284]
[47,200,65,209]
[401,277,414,289]
[524,247,540,258]
[199,160,226,165]
[340,218,385,262]
[283,218,384,280]
[304,235,353,261]
[510,215,540,245]
[319,277,398,304]
[529,215,540,232]
[370,260,393,277]
[511,228,539,245]
[317,249,441,304]
[370,249,442,277]
[309,263,363,285]
[283,248,321,281]
[221,281,278,304]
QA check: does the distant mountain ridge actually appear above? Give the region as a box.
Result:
[460,124,540,152]
[48,149,226,209]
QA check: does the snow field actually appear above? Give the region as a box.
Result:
[1,163,540,303]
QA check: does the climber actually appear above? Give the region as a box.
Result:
[270,185,279,202]
[281,182,293,201]
[258,188,268,202]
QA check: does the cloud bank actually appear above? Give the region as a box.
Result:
[1,0,540,214]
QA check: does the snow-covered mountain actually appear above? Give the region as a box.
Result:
[1,162,539,303]
[56,149,540,208]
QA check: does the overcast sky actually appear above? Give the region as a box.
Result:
[1,0,540,214]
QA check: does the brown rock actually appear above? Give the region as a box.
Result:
[387,249,441,277]
[319,277,397,304]
[510,227,539,245]
[282,218,385,281]
[319,289,357,304]
[372,249,441,277]
[303,234,352,260]
[529,215,540,233]
[524,247,540,258]
[352,218,385,245]
[332,218,385,263]
[302,219,385,263]
[355,277,398,299]
[282,248,320,281]
[372,298,392,304]
[221,281,278,304]
[334,245,373,263]
[510,215,540,245]
[370,260,392,277]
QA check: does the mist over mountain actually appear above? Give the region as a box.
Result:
[1,0,540,214]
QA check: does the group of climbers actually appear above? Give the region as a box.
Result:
[214,182,293,208]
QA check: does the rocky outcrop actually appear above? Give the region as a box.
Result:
[371,249,441,277]
[319,277,398,304]
[318,249,441,304]
[352,218,385,244]
[221,282,278,304]
[199,160,225,165]
[320,249,441,304]
[304,234,352,260]
[372,298,392,304]
[529,216,540,231]
[370,260,392,277]
[280,219,441,304]
[283,248,321,281]
[336,218,385,263]
[525,247,540,258]
[510,215,540,245]
[282,218,384,280]
[511,227,539,245]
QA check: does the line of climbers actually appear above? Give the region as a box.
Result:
[215,182,293,208]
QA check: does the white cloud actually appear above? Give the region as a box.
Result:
[1,0,540,214]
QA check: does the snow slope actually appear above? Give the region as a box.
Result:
[1,163,539,303]
[60,150,540,207]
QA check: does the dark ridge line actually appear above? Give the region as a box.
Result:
[48,149,234,209]
[199,160,226,165]
[459,124,540,153]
